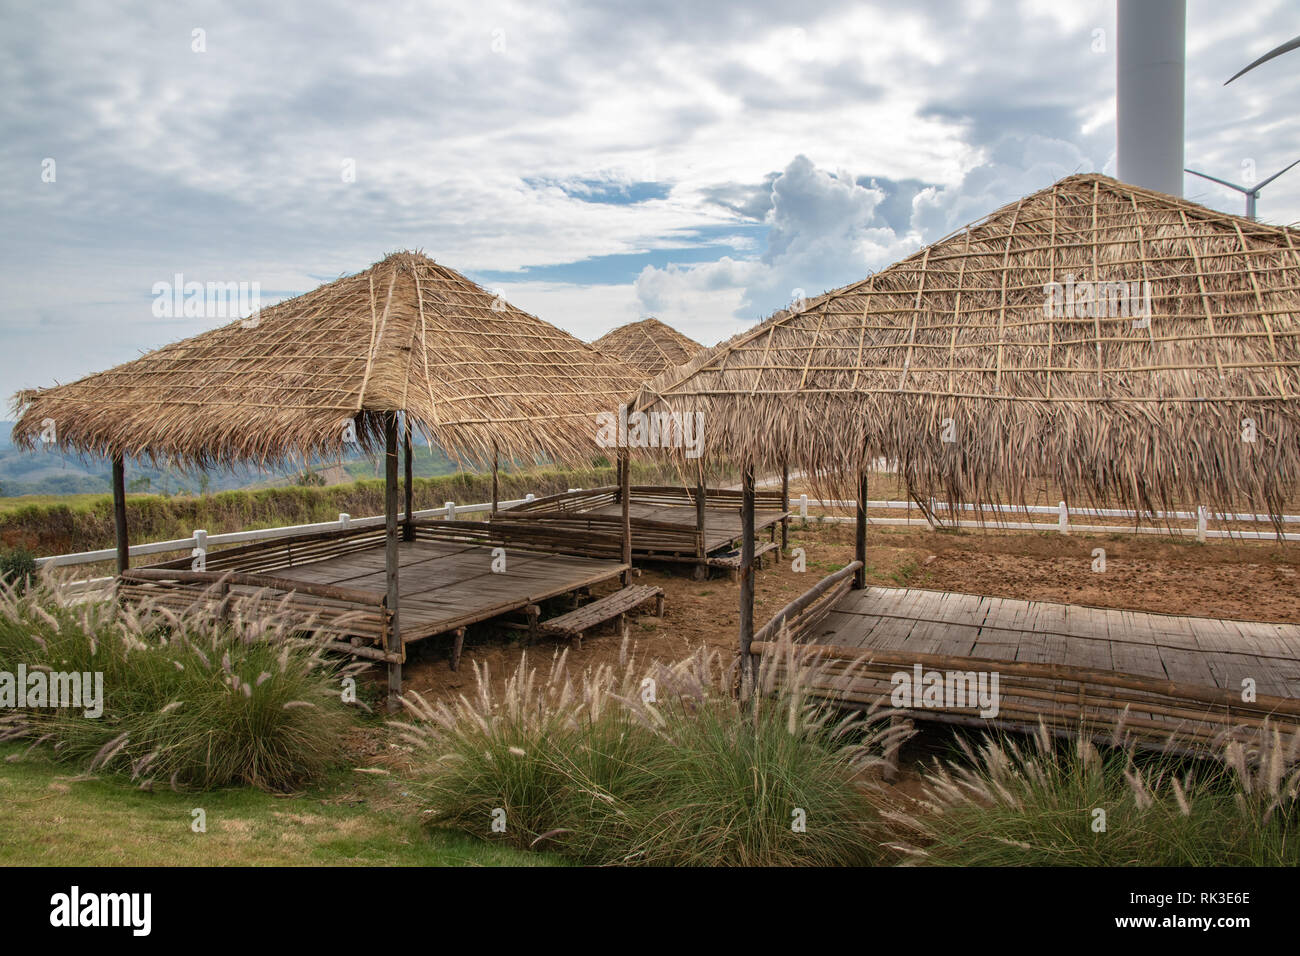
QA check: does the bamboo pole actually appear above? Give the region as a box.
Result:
[491,441,500,515]
[384,412,402,711]
[695,457,707,569]
[321,640,402,664]
[753,561,861,644]
[751,641,1300,717]
[739,461,756,687]
[854,469,867,589]
[780,460,790,554]
[112,453,129,575]
[402,417,414,541]
[620,446,632,586]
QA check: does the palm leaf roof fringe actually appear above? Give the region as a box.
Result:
[591,317,703,376]
[636,174,1300,519]
[11,251,645,469]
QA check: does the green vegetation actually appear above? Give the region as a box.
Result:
[888,557,920,586]
[400,646,891,866]
[1,462,680,558]
[0,744,561,866]
[0,546,37,592]
[888,726,1300,866]
[0,585,359,791]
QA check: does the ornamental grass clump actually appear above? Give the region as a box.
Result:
[0,576,361,792]
[885,720,1299,866]
[398,638,898,866]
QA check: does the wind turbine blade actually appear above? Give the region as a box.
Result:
[1184,168,1249,193]
[1253,158,1300,190]
[1226,34,1300,84]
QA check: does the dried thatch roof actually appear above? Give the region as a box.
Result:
[637,174,1300,517]
[12,251,643,468]
[592,317,702,376]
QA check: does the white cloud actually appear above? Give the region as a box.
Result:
[2,0,1299,403]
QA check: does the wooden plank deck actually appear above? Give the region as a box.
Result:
[264,539,626,643]
[579,500,787,554]
[804,586,1300,700]
[749,580,1300,751]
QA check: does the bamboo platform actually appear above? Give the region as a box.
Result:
[118,519,629,663]
[265,539,624,643]
[753,565,1300,749]
[497,485,788,567]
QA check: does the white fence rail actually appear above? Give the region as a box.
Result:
[791,496,1300,542]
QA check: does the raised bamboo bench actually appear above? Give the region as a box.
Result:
[711,540,779,579]
[538,584,665,647]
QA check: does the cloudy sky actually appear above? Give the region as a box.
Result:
[3,0,1298,404]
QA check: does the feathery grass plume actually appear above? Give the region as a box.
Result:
[887,720,1300,866]
[0,581,361,791]
[398,639,894,866]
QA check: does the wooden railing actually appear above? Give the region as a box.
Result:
[753,560,862,645]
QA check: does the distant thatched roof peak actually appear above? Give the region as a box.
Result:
[592,317,702,376]
[13,250,643,468]
[639,173,1300,516]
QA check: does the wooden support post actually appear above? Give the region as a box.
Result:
[883,714,908,784]
[739,461,756,690]
[402,418,414,541]
[450,627,465,671]
[112,453,129,575]
[694,458,708,579]
[384,413,402,711]
[854,469,867,590]
[780,461,790,555]
[619,446,632,586]
[491,442,500,515]
[695,459,707,548]
[615,452,625,503]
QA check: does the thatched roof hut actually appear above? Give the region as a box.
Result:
[637,174,1300,518]
[592,317,702,376]
[12,251,643,469]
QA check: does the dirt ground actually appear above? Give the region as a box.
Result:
[392,521,1300,702]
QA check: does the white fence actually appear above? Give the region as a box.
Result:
[32,487,1300,594]
[791,496,1300,542]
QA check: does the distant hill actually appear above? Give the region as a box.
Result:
[0,422,463,497]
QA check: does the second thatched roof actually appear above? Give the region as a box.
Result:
[637,174,1300,517]
[12,251,643,469]
[592,317,703,376]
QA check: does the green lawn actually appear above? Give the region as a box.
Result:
[0,493,114,514]
[0,745,562,867]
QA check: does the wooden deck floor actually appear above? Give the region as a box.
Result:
[265,539,626,643]
[806,587,1300,698]
[581,501,786,553]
